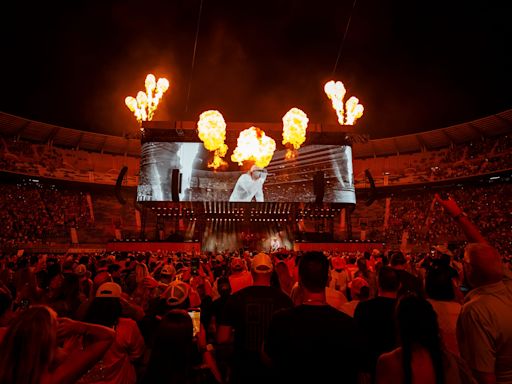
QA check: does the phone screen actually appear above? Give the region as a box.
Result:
[19,300,30,310]
[188,309,201,337]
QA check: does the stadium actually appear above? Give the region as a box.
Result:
[0,110,510,255]
[0,2,511,384]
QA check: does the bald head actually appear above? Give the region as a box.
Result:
[464,243,503,287]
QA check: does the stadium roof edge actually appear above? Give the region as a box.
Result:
[0,109,511,159]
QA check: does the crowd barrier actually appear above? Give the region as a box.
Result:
[294,242,384,253]
[106,241,201,253]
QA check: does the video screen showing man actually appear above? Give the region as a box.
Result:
[229,165,268,202]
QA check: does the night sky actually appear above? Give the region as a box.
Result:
[1,1,511,139]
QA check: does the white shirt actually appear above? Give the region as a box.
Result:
[229,173,266,202]
[457,279,512,383]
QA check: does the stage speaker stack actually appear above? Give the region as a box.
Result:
[171,169,182,202]
[313,170,325,204]
[115,166,128,205]
[364,169,377,206]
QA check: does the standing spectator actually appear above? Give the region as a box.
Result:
[0,306,114,384]
[46,272,82,318]
[143,309,222,384]
[138,280,192,345]
[75,264,93,299]
[340,277,370,317]
[274,261,293,296]
[457,243,512,384]
[0,288,13,342]
[227,257,253,294]
[355,256,377,298]
[14,257,41,307]
[208,277,231,335]
[354,266,400,379]
[376,295,474,384]
[208,277,232,380]
[290,265,349,310]
[329,255,351,298]
[432,246,462,300]
[142,263,177,300]
[324,275,348,311]
[80,282,145,384]
[346,256,358,280]
[425,264,462,356]
[265,251,362,383]
[435,194,512,384]
[389,252,424,297]
[217,253,292,384]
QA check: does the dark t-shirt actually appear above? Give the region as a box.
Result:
[210,296,230,325]
[396,269,424,297]
[266,304,362,383]
[220,285,293,382]
[354,296,397,375]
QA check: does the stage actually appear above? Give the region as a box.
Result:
[106,241,201,253]
[293,241,383,253]
[105,240,381,254]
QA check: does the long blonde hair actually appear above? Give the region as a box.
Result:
[0,306,58,384]
[135,262,149,284]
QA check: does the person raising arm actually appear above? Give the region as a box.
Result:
[436,193,512,384]
[0,306,115,384]
[434,193,486,244]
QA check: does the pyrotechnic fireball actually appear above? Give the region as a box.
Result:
[324,80,364,125]
[125,74,170,123]
[345,96,364,125]
[231,127,276,168]
[282,107,309,159]
[197,110,228,170]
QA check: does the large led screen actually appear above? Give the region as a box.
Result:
[137,142,355,204]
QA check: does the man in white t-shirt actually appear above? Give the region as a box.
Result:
[329,256,351,296]
[457,243,512,384]
[229,166,268,202]
[435,194,512,384]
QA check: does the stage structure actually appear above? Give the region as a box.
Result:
[136,120,365,251]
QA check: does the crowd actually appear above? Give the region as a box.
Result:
[0,138,140,186]
[0,195,511,384]
[0,139,64,176]
[0,182,92,252]
[383,183,512,258]
[1,178,510,257]
[354,135,512,186]
[1,134,511,192]
[420,136,511,181]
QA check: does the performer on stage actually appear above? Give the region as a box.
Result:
[229,165,268,202]
[270,236,281,252]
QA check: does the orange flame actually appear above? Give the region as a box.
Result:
[284,150,297,160]
[231,127,276,168]
[324,80,364,125]
[282,107,309,159]
[324,80,346,125]
[125,74,169,123]
[345,96,364,125]
[197,110,228,170]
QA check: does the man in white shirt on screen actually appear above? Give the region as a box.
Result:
[229,165,268,202]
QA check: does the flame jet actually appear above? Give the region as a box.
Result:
[197,110,229,170]
[345,96,364,125]
[324,80,364,125]
[125,74,170,123]
[282,107,309,159]
[231,127,276,168]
